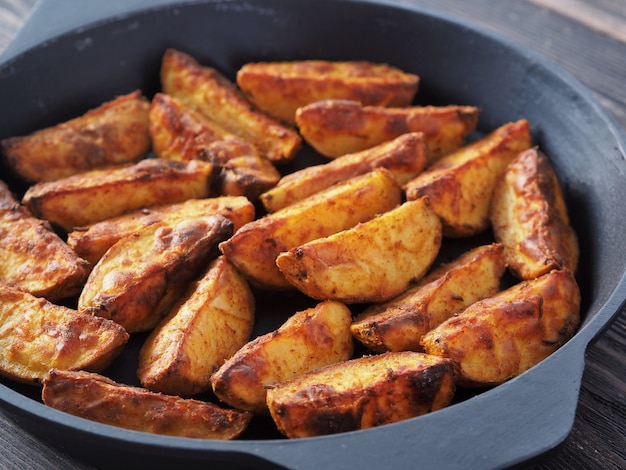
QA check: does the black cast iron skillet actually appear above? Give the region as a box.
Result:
[0,1,625,469]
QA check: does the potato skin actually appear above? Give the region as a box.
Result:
[404,119,532,237]
[1,91,150,183]
[211,300,353,414]
[0,283,128,384]
[296,99,479,161]
[351,243,506,352]
[421,268,580,387]
[138,256,255,397]
[266,351,456,438]
[490,147,579,280]
[276,197,442,303]
[42,369,252,440]
[237,61,419,125]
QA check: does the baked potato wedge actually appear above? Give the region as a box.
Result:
[161,48,301,164]
[220,168,402,290]
[403,119,532,237]
[351,243,506,352]
[149,92,280,198]
[78,214,233,333]
[421,268,580,387]
[276,197,442,303]
[1,90,150,183]
[266,351,456,438]
[260,132,427,213]
[0,283,128,384]
[22,158,214,232]
[138,256,255,397]
[67,196,254,265]
[490,147,579,280]
[0,181,90,301]
[236,60,419,125]
[211,300,353,414]
[295,100,479,161]
[42,369,252,440]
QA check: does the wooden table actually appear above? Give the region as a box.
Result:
[0,1,624,468]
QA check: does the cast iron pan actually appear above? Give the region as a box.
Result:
[1,1,625,469]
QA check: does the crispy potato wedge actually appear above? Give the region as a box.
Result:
[0,283,128,384]
[67,196,254,265]
[78,215,233,333]
[161,49,301,164]
[351,243,506,352]
[421,268,580,387]
[0,181,90,301]
[490,148,579,280]
[22,158,214,232]
[236,60,419,125]
[404,119,532,237]
[276,197,442,303]
[1,91,150,183]
[296,100,479,161]
[211,300,353,414]
[138,256,255,397]
[42,369,252,440]
[266,351,456,438]
[149,93,280,198]
[260,132,427,213]
[220,168,402,290]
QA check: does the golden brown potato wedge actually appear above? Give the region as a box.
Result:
[404,119,532,237]
[42,369,252,440]
[276,197,442,303]
[220,168,402,290]
[1,91,150,183]
[490,147,579,280]
[0,283,128,384]
[22,158,214,232]
[211,300,353,414]
[296,100,479,161]
[138,256,255,397]
[237,60,420,125]
[260,132,427,213]
[421,268,580,387]
[0,181,90,301]
[78,214,233,333]
[149,92,280,198]
[266,351,456,438]
[351,243,506,353]
[67,196,254,265]
[161,49,302,164]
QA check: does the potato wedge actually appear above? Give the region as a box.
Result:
[266,351,456,438]
[276,197,442,303]
[260,132,427,213]
[490,147,579,280]
[351,243,506,352]
[67,196,254,265]
[0,181,90,301]
[161,49,302,164]
[220,168,402,290]
[237,60,419,125]
[78,214,233,333]
[138,256,255,397]
[421,268,580,387]
[1,91,150,183]
[42,369,252,440]
[296,100,479,161]
[0,283,128,384]
[211,300,353,414]
[403,119,532,237]
[149,92,280,198]
[22,158,214,232]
